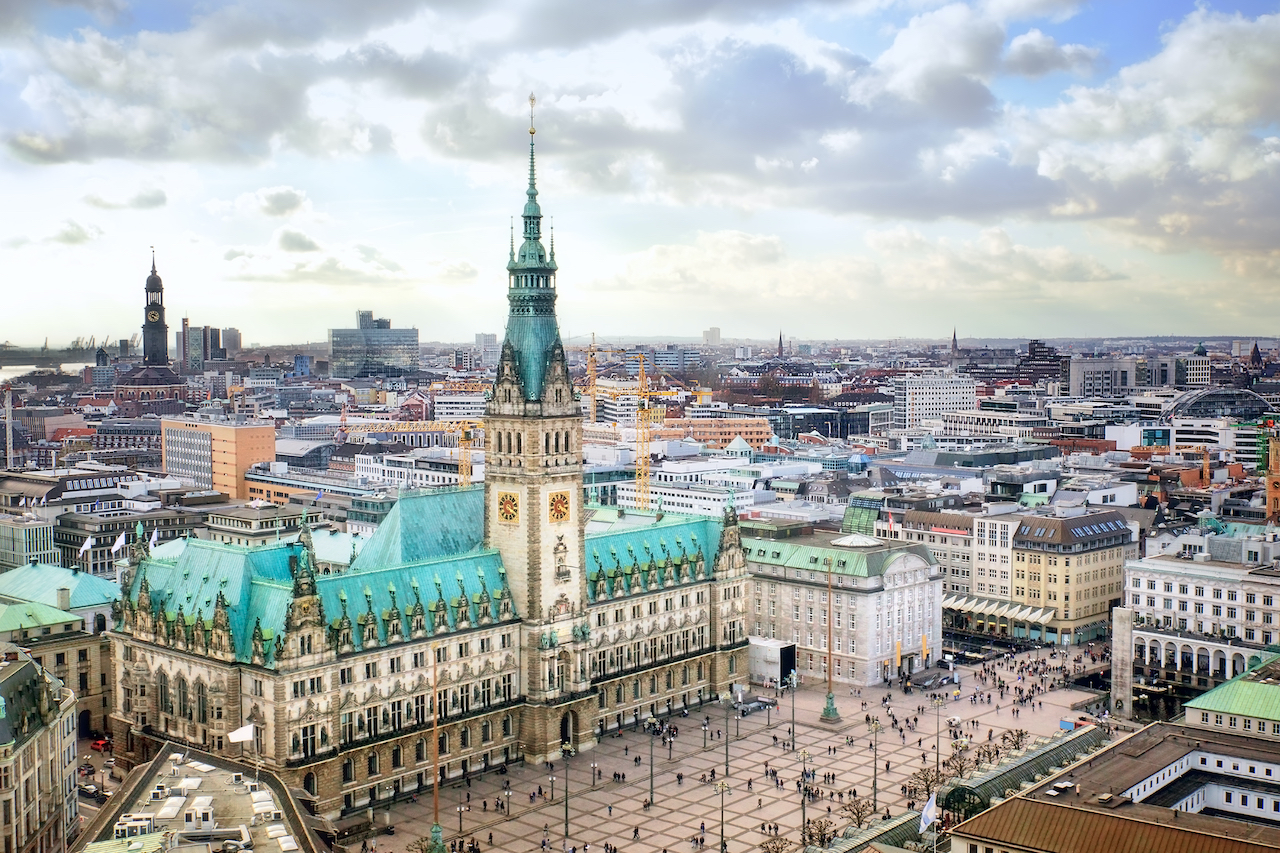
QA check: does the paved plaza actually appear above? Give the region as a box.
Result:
[372,648,1104,853]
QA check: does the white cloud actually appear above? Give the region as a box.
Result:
[278,229,321,252]
[1004,29,1097,77]
[48,219,102,244]
[83,187,167,209]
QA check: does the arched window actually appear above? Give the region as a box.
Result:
[367,752,379,776]
[545,433,550,455]
[196,681,208,724]
[415,739,426,762]
[303,772,317,796]
[157,671,171,714]
[342,759,354,782]
[554,433,560,453]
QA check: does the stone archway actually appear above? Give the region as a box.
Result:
[560,711,577,749]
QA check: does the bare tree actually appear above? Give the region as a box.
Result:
[840,796,876,829]
[802,817,837,847]
[405,837,435,853]
[907,767,950,799]
[1001,729,1031,752]
[760,837,794,853]
[974,743,1002,766]
[945,750,977,780]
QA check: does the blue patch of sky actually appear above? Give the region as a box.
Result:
[990,2,1277,113]
[32,0,209,39]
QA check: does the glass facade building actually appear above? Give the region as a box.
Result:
[328,327,420,378]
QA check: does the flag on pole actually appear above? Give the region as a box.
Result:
[315,490,324,501]
[40,496,46,506]
[149,529,159,550]
[920,792,938,832]
[111,532,127,554]
[78,537,95,557]
[228,723,255,743]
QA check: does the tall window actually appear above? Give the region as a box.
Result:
[158,671,171,714]
[196,682,208,724]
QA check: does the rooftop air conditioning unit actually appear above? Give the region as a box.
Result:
[231,773,243,784]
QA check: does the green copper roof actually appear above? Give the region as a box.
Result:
[1185,653,1280,720]
[350,487,485,570]
[583,508,723,596]
[0,600,81,632]
[741,535,935,578]
[0,563,119,609]
[501,132,564,401]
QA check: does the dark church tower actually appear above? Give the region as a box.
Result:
[142,252,169,366]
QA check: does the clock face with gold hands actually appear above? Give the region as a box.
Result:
[147,310,160,322]
[548,491,570,523]
[497,492,519,523]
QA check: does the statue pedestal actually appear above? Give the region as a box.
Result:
[819,692,842,725]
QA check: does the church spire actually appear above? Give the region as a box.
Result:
[499,93,563,402]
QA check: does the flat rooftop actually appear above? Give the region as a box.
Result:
[80,745,321,853]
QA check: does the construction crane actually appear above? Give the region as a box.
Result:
[633,355,668,512]
[3,382,12,471]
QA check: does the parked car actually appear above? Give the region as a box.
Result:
[90,738,111,752]
[77,763,96,777]
[77,784,109,805]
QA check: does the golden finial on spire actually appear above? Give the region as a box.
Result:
[529,92,536,135]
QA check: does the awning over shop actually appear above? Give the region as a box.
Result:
[943,594,1055,625]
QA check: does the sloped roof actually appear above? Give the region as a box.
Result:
[0,600,81,632]
[0,563,119,610]
[742,533,934,578]
[350,487,486,570]
[582,508,723,590]
[954,796,1276,853]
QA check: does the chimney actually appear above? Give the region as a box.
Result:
[56,588,71,611]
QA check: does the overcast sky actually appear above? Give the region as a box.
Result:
[1,0,1277,349]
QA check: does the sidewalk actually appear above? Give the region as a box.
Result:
[372,647,1100,852]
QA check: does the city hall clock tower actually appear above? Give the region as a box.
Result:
[484,97,590,762]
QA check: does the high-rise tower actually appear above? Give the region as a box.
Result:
[142,252,169,366]
[483,97,588,755]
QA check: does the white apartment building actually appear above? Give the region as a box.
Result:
[1171,418,1266,469]
[745,524,943,687]
[930,409,1050,439]
[434,393,487,421]
[614,480,760,516]
[891,374,978,431]
[1111,531,1280,719]
[355,447,487,487]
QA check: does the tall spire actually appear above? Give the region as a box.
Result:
[151,246,156,275]
[499,92,562,402]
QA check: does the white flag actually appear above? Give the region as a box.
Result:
[111,532,127,554]
[78,537,95,557]
[228,723,255,743]
[919,792,938,832]
[149,529,159,550]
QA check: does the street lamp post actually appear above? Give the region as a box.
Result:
[667,737,673,761]
[703,722,708,749]
[797,748,810,839]
[562,744,574,847]
[590,762,598,787]
[549,773,556,801]
[790,669,797,751]
[713,781,730,853]
[867,717,882,811]
[932,695,946,775]
[457,802,464,834]
[723,695,731,777]
[646,715,657,805]
[503,789,511,817]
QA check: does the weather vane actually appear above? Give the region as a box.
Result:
[529,92,536,135]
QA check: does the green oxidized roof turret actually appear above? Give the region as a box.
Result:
[501,93,563,402]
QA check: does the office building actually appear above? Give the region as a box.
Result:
[328,310,419,378]
[161,415,275,498]
[743,518,942,687]
[106,130,750,822]
[891,374,978,431]
[0,643,78,852]
[703,327,721,346]
[221,327,242,354]
[0,514,57,569]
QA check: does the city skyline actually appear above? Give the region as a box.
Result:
[1,0,1278,346]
